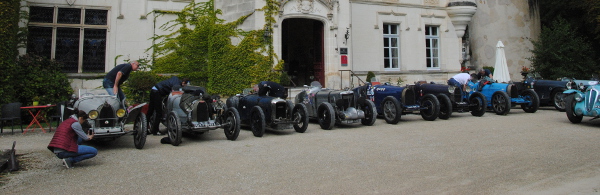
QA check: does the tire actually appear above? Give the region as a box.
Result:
[437,94,452,120]
[469,92,486,117]
[292,103,309,133]
[551,88,567,112]
[491,91,511,115]
[361,99,377,126]
[250,106,266,137]
[420,94,440,121]
[520,89,540,113]
[223,108,241,140]
[133,113,148,149]
[149,110,160,135]
[565,94,583,123]
[317,102,336,130]
[381,96,402,124]
[167,111,182,146]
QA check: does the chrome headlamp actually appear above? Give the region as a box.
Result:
[88,110,99,119]
[448,86,456,94]
[116,108,126,117]
[574,93,583,102]
[464,85,472,93]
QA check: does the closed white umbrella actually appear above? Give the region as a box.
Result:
[493,40,511,83]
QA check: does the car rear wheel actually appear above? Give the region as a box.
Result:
[250,106,266,137]
[317,102,336,130]
[520,89,540,113]
[223,108,241,140]
[292,103,309,133]
[381,96,402,124]
[491,91,511,115]
[361,99,377,126]
[551,88,567,112]
[420,94,440,121]
[565,94,583,123]
[167,111,182,146]
[133,113,147,149]
[437,94,452,120]
[469,92,486,117]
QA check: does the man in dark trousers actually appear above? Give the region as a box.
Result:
[148,76,189,134]
[103,61,139,102]
[254,81,287,98]
[47,110,97,168]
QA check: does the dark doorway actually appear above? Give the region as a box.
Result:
[282,18,324,87]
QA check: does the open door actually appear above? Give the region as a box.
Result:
[282,18,325,87]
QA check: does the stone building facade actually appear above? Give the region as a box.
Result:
[21,0,539,91]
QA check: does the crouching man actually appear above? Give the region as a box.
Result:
[47,110,97,168]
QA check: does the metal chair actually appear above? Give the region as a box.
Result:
[49,101,68,132]
[0,102,23,134]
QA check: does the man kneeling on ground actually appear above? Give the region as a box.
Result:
[47,110,97,168]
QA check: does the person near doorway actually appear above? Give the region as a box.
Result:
[47,110,97,168]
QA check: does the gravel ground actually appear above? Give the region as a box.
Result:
[1,107,600,194]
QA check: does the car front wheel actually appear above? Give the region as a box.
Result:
[565,94,583,123]
[381,96,401,124]
[133,113,147,149]
[491,91,511,115]
[317,102,336,130]
[223,108,241,140]
[250,106,266,137]
[420,94,440,121]
[469,92,486,117]
[292,103,309,133]
[361,99,377,126]
[167,111,182,146]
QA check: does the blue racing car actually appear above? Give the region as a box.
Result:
[467,77,539,115]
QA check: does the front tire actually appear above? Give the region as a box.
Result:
[565,94,583,123]
[491,91,511,115]
[381,96,402,124]
[292,103,309,133]
[520,89,540,113]
[469,92,486,117]
[317,102,336,130]
[437,94,452,120]
[133,113,148,149]
[361,99,377,126]
[223,108,241,140]
[420,94,440,121]
[250,106,266,137]
[167,111,182,146]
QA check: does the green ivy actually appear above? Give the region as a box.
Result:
[149,0,283,96]
[0,0,21,104]
[15,54,73,105]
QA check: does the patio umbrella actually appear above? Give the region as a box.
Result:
[493,40,511,83]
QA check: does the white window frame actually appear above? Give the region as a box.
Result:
[425,25,440,69]
[27,5,110,73]
[383,24,400,71]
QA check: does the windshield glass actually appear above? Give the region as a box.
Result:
[78,89,113,98]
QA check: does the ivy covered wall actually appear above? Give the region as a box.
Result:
[0,0,21,104]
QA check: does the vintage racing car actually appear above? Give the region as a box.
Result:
[148,86,241,146]
[467,77,540,115]
[516,72,598,112]
[353,83,440,124]
[413,82,486,119]
[295,81,377,130]
[71,89,147,149]
[563,81,600,123]
[226,89,309,137]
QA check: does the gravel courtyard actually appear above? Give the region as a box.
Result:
[1,107,600,194]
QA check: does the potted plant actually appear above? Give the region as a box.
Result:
[32,96,40,106]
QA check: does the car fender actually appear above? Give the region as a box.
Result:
[563,89,583,95]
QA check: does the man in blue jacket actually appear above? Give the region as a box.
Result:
[148,76,189,134]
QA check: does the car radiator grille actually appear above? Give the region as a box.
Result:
[196,101,210,122]
[404,90,416,105]
[275,102,287,119]
[453,90,461,102]
[336,94,355,110]
[98,104,115,127]
[587,88,598,111]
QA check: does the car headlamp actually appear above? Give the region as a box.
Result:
[88,110,99,119]
[579,83,585,91]
[574,93,583,102]
[116,108,126,117]
[448,86,456,94]
[464,85,472,93]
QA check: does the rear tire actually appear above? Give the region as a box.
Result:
[551,88,567,112]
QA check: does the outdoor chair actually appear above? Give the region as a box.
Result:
[0,102,23,134]
[49,101,68,131]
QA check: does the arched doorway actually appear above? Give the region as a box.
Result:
[281,18,324,87]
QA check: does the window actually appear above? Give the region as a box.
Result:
[383,24,400,70]
[27,6,108,73]
[425,26,440,69]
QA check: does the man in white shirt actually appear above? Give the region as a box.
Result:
[448,73,472,92]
